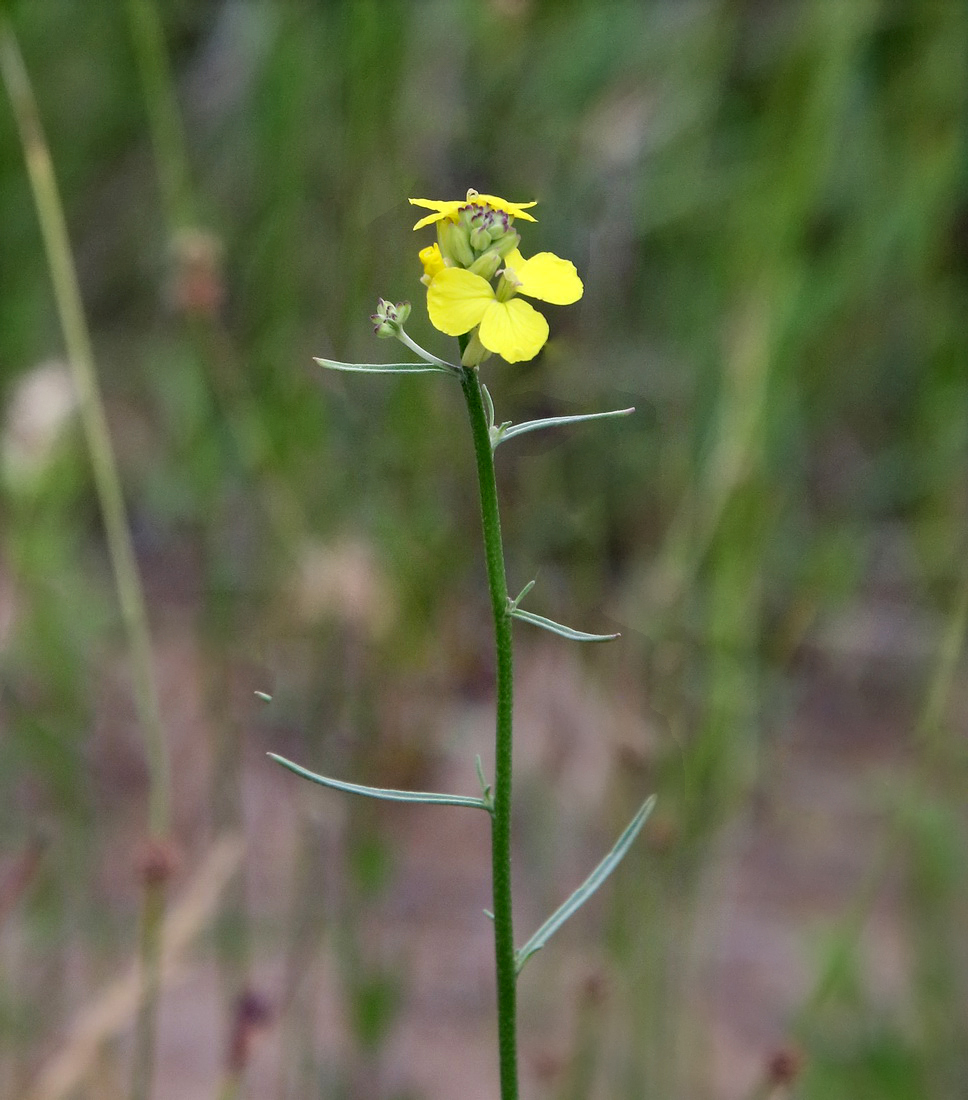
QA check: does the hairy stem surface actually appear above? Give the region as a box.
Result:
[460,366,518,1100]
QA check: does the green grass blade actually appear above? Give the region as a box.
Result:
[314,356,458,376]
[515,795,656,974]
[510,607,619,642]
[495,407,634,448]
[268,753,490,809]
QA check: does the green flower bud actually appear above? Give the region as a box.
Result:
[491,229,520,259]
[468,248,503,281]
[487,211,511,240]
[469,225,492,252]
[370,297,410,337]
[437,219,475,267]
[461,205,487,230]
[460,329,491,368]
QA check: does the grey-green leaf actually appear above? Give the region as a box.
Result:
[510,607,619,642]
[515,795,656,974]
[314,356,457,376]
[508,578,536,612]
[494,407,634,448]
[269,753,490,810]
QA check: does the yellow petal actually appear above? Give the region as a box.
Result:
[409,198,464,230]
[409,193,538,229]
[427,268,494,336]
[506,251,583,305]
[478,299,550,363]
[419,243,445,280]
[470,192,538,223]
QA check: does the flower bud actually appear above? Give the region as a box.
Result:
[437,219,474,267]
[487,211,511,240]
[370,298,410,337]
[460,329,491,367]
[491,229,520,258]
[468,248,503,281]
[469,225,492,252]
[419,243,446,286]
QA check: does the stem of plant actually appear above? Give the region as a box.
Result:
[123,0,193,230]
[0,21,171,1100]
[459,363,518,1100]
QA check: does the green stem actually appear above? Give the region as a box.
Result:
[123,0,192,229]
[122,0,306,550]
[460,366,518,1100]
[0,21,171,1100]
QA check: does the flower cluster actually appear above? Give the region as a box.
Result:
[409,189,582,365]
[370,296,410,338]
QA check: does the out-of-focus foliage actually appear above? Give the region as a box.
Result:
[1,1,966,1097]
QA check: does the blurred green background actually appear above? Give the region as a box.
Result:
[1,1,967,1097]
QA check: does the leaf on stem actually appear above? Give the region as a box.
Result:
[515,795,657,974]
[474,754,493,808]
[508,578,536,612]
[268,753,491,810]
[493,407,634,449]
[481,382,496,430]
[510,607,619,642]
[314,357,458,376]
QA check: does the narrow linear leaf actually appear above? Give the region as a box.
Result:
[481,382,496,430]
[314,357,457,376]
[508,578,536,611]
[511,607,619,642]
[269,754,490,810]
[254,691,272,702]
[474,754,492,806]
[515,795,656,974]
[495,407,634,447]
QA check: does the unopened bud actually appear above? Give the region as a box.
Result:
[370,298,410,337]
[437,219,475,267]
[491,229,520,259]
[470,225,492,252]
[469,249,503,281]
[419,243,446,285]
[461,330,491,367]
[487,211,511,239]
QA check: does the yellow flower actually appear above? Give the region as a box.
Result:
[409,188,538,231]
[427,249,582,363]
[419,243,446,285]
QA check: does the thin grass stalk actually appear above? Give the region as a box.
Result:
[459,364,518,1100]
[122,0,192,230]
[122,0,305,548]
[0,20,171,1100]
